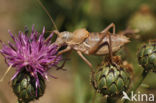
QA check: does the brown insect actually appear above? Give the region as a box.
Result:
[37,0,134,70]
[53,24,133,70]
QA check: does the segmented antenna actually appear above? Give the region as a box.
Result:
[36,0,58,30]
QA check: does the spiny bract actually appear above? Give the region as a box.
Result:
[12,69,45,103]
[92,62,130,97]
[137,42,156,72]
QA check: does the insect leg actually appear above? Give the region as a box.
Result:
[88,33,107,55]
[48,46,71,67]
[107,32,113,63]
[55,58,69,71]
[100,23,115,57]
[89,23,115,63]
[54,46,71,70]
[89,23,115,54]
[56,47,72,70]
[93,40,113,62]
[100,23,115,62]
[101,23,115,35]
[57,46,71,56]
[77,51,93,70]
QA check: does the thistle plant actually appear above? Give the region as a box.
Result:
[0,26,62,102]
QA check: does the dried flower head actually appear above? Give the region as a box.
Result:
[0,25,62,88]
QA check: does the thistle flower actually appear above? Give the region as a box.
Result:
[0,25,62,88]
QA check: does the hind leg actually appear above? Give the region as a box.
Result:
[88,23,115,55]
[88,32,114,63]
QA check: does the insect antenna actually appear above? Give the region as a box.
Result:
[36,0,58,31]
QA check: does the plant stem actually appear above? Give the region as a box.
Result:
[124,70,149,103]
[92,91,97,103]
[107,96,117,103]
[133,71,149,92]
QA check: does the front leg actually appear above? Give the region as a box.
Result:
[57,46,71,56]
[56,46,72,70]
[48,46,71,66]
[77,51,93,71]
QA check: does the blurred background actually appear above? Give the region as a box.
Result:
[0,0,156,103]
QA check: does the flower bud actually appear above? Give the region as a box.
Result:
[92,62,130,97]
[137,42,156,72]
[12,70,46,103]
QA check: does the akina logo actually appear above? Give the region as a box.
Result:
[121,91,155,102]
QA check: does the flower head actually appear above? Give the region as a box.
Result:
[0,25,62,87]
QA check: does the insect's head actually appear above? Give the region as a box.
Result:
[54,30,72,46]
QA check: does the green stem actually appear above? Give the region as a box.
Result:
[92,91,97,103]
[133,71,148,92]
[107,97,117,103]
[124,70,149,103]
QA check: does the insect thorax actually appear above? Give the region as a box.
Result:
[58,29,89,45]
[60,31,73,42]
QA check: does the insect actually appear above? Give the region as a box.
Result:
[53,25,132,68]
[37,0,134,71]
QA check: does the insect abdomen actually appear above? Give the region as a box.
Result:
[73,33,130,55]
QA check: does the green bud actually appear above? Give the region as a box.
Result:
[12,70,46,103]
[92,63,130,97]
[137,42,156,72]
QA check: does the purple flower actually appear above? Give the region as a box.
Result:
[0,25,62,88]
